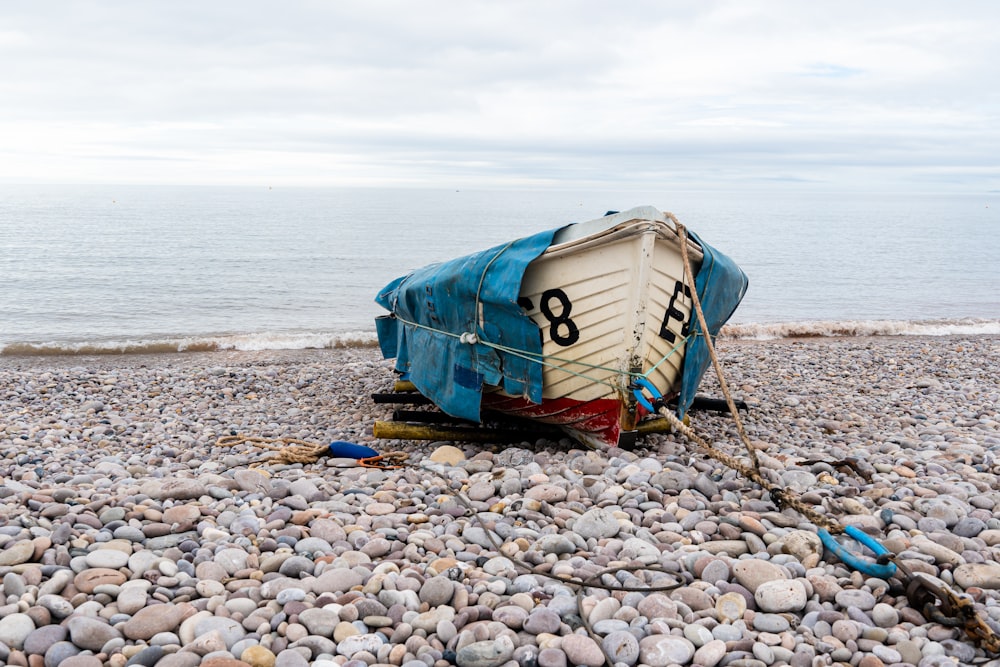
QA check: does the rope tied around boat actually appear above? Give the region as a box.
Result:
[391,309,692,393]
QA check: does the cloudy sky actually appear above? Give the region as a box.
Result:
[2,2,998,191]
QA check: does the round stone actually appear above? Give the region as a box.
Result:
[85,549,130,569]
[561,635,604,667]
[871,602,899,627]
[692,639,727,667]
[524,608,562,635]
[428,445,465,466]
[638,635,695,667]
[241,645,278,667]
[456,637,516,667]
[683,623,713,647]
[0,541,34,567]
[754,579,807,613]
[0,613,35,650]
[573,507,620,540]
[537,648,567,667]
[834,589,877,611]
[715,592,747,622]
[336,633,385,658]
[419,576,455,606]
[732,560,787,593]
[954,563,1000,589]
[601,630,639,666]
[753,613,790,633]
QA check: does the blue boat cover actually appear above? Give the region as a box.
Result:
[375,218,747,424]
[375,228,558,422]
[678,230,749,417]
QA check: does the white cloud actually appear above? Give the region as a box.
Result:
[1,1,998,190]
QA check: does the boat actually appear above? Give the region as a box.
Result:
[374,206,748,448]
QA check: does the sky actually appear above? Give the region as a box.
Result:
[2,2,999,192]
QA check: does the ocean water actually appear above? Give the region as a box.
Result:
[1,185,997,355]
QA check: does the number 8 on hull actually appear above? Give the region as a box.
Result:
[375,206,748,449]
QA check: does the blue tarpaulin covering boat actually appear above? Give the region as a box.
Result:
[376,206,748,448]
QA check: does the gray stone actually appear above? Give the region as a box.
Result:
[43,641,82,667]
[23,624,68,655]
[601,630,640,666]
[278,556,315,578]
[638,635,695,667]
[293,537,335,555]
[535,534,576,555]
[871,602,899,627]
[0,540,35,567]
[178,629,226,656]
[573,507,620,540]
[215,547,250,574]
[148,479,207,500]
[752,613,790,633]
[456,636,516,667]
[754,580,807,613]
[85,548,130,569]
[235,469,272,493]
[121,602,193,641]
[494,448,534,467]
[732,560,787,593]
[313,567,364,593]
[60,656,103,667]
[117,583,150,615]
[193,616,246,649]
[298,608,340,636]
[36,593,75,619]
[150,653,201,667]
[692,639,727,667]
[562,634,605,667]
[3,572,26,597]
[336,633,385,657]
[289,635,337,658]
[523,608,562,635]
[274,648,311,667]
[834,589,877,611]
[276,587,308,604]
[67,616,122,651]
[419,576,455,606]
[492,605,528,630]
[682,623,713,647]
[0,612,35,650]
[537,648,567,667]
[954,563,1000,589]
[123,644,165,666]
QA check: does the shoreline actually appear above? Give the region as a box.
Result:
[1,315,997,360]
[1,331,996,367]
[1,335,999,666]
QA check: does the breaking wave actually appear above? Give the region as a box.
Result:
[721,318,1000,340]
[0,331,381,357]
[2,318,997,357]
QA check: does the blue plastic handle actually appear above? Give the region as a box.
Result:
[632,377,663,412]
[328,441,380,459]
[818,525,897,579]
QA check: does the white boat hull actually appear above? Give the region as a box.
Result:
[483,208,703,447]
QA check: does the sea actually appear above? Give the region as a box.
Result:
[1,185,997,356]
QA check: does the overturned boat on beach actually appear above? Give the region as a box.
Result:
[374,206,748,448]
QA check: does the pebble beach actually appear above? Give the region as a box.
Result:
[2,335,1000,667]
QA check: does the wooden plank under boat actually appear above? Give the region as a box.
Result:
[374,206,748,449]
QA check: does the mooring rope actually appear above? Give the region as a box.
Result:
[216,434,330,468]
[671,217,760,469]
[391,311,691,392]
